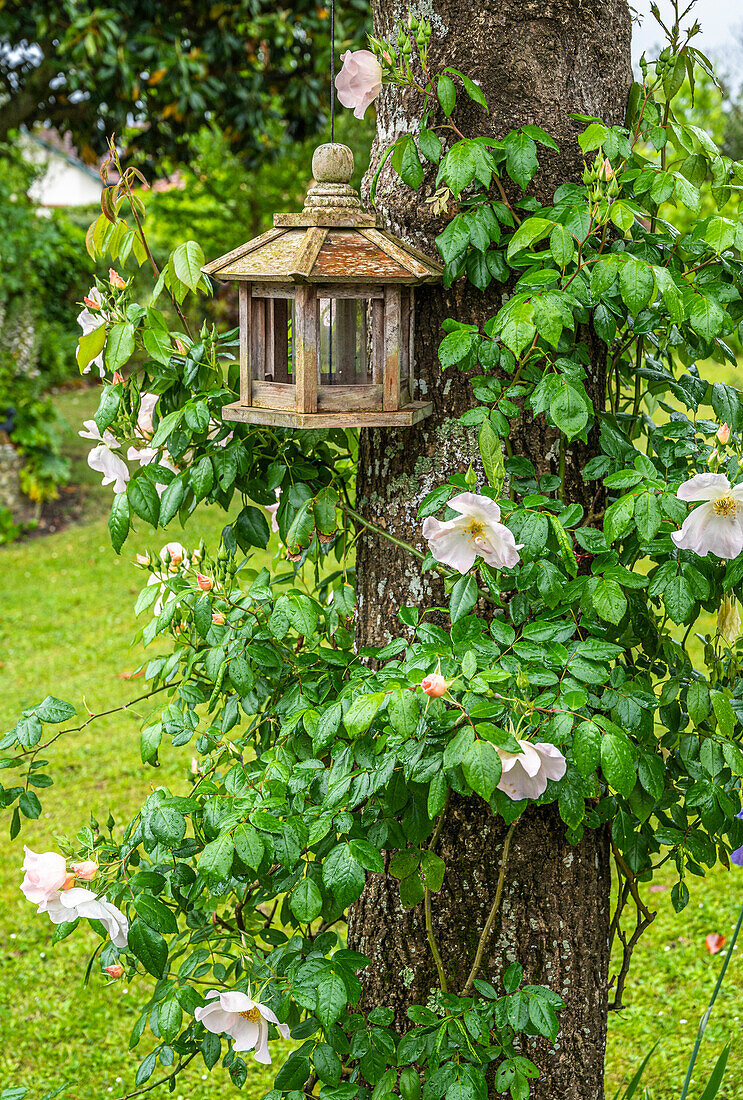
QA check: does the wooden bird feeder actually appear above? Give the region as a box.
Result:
[203,143,442,429]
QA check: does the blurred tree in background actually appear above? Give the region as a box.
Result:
[0,0,369,168]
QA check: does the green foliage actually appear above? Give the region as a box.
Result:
[0,2,369,168]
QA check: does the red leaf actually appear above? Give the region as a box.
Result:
[705,933,726,954]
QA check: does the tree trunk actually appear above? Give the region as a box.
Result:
[349,3,632,1098]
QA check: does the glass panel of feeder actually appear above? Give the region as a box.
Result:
[318,298,368,385]
[251,297,295,385]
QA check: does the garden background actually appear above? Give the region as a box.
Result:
[3,3,743,1097]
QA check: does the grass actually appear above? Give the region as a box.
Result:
[1,387,742,1099]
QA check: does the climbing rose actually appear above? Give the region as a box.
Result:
[422,492,522,573]
[38,887,129,948]
[20,847,68,905]
[76,287,106,377]
[421,673,447,698]
[335,50,383,119]
[195,990,290,1064]
[70,860,98,880]
[496,741,566,801]
[137,392,158,438]
[267,489,282,534]
[718,594,741,644]
[104,964,124,979]
[87,444,130,494]
[671,474,743,559]
[160,542,187,567]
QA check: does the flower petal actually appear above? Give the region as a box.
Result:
[677,473,731,502]
[447,492,502,525]
[672,503,743,559]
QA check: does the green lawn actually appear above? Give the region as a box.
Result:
[1,387,742,1099]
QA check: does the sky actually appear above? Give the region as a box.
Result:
[631,0,743,85]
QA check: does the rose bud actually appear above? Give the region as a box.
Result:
[212,612,226,626]
[196,573,213,592]
[135,552,150,566]
[104,964,124,979]
[83,295,102,311]
[421,674,447,698]
[70,860,98,880]
[598,156,614,182]
[109,268,126,290]
[111,371,124,385]
[717,423,731,445]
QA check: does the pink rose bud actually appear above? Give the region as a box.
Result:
[104,964,124,979]
[598,156,614,182]
[109,268,126,290]
[70,860,98,880]
[20,847,69,904]
[112,371,124,385]
[211,611,225,626]
[136,552,149,566]
[84,295,102,311]
[196,573,213,592]
[335,50,383,119]
[174,338,187,354]
[421,674,447,698]
[717,423,731,445]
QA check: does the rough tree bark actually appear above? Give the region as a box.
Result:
[348,3,632,1098]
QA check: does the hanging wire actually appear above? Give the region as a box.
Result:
[330,0,335,144]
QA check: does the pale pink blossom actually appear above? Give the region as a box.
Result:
[195,990,290,1064]
[160,542,187,567]
[421,673,447,698]
[20,847,68,905]
[267,489,282,533]
[77,287,106,377]
[39,887,128,948]
[422,492,522,574]
[137,393,158,438]
[497,741,566,801]
[335,50,383,119]
[70,860,98,880]
[672,473,743,559]
[79,419,119,449]
[88,444,130,494]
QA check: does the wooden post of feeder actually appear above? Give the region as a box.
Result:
[295,284,318,413]
[383,285,402,411]
[239,283,252,407]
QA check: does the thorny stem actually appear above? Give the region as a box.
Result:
[461,821,517,995]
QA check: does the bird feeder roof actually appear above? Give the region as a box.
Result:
[202,143,443,286]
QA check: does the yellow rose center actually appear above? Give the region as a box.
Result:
[463,519,485,542]
[713,494,739,518]
[239,1007,262,1022]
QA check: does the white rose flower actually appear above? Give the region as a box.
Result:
[497,740,567,801]
[671,473,743,559]
[422,492,523,573]
[38,886,129,948]
[77,287,106,377]
[87,444,130,494]
[195,990,290,1064]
